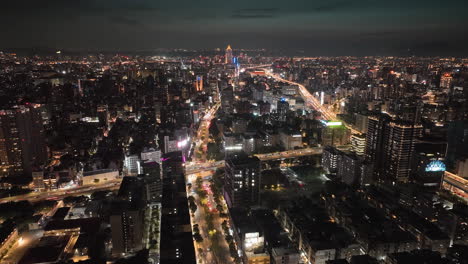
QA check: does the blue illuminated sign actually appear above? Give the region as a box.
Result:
[425,160,446,172]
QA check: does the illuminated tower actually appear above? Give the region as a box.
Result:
[194,75,203,92]
[225,45,233,64]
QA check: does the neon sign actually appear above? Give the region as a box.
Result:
[425,160,446,172]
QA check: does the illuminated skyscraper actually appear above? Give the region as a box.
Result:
[194,75,203,91]
[225,44,233,64]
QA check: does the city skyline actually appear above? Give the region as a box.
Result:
[1,1,468,264]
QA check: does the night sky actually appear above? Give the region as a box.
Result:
[1,0,467,56]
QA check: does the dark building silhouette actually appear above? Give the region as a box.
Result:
[0,105,47,177]
[224,154,261,208]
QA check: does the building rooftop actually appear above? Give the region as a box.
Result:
[83,168,117,176]
[19,235,71,264]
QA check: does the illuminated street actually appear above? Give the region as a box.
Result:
[0,179,122,204]
[262,68,362,135]
[186,102,236,264]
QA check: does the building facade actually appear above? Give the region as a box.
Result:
[224,155,261,208]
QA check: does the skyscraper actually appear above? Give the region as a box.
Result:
[0,105,47,177]
[365,114,390,170]
[224,154,261,208]
[381,120,422,183]
[225,44,233,64]
[365,114,422,183]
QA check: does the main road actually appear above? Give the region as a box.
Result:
[262,68,336,120]
[261,68,362,134]
[0,179,122,204]
[186,147,324,175]
[186,102,235,264]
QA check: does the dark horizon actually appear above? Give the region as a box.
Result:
[1,0,468,57]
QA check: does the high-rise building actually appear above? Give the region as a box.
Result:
[338,152,361,186]
[277,99,289,122]
[225,45,233,64]
[365,114,390,172]
[354,113,369,134]
[221,86,235,113]
[110,202,144,255]
[351,134,366,156]
[382,120,422,182]
[365,115,422,183]
[0,105,47,177]
[446,120,468,170]
[224,154,261,208]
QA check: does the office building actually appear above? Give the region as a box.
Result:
[224,154,261,208]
